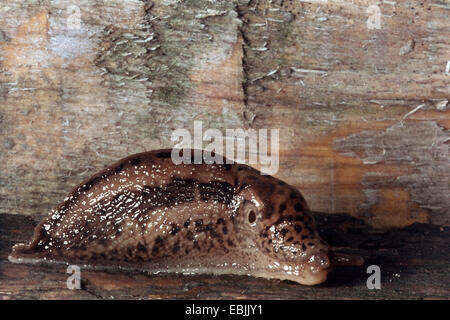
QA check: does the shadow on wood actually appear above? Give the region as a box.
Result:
[0,213,448,299]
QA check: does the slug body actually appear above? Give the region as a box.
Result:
[9,149,360,285]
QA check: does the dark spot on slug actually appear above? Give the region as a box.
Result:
[222,226,228,234]
[266,183,275,192]
[79,184,92,193]
[151,236,165,255]
[227,239,234,247]
[290,191,297,199]
[286,236,294,242]
[114,163,124,173]
[170,223,180,235]
[186,231,194,241]
[279,203,286,213]
[280,228,289,236]
[216,218,224,225]
[137,242,146,253]
[294,202,303,212]
[288,215,304,222]
[156,151,171,158]
[302,243,306,251]
[130,157,142,166]
[294,224,302,233]
[195,219,203,227]
[195,221,214,233]
[172,241,180,254]
[184,219,190,228]
[209,228,219,238]
[193,240,200,250]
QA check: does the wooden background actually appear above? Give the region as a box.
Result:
[1,212,449,299]
[0,0,449,229]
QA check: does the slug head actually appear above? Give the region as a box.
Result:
[238,186,332,285]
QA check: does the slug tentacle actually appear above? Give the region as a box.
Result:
[9,149,362,286]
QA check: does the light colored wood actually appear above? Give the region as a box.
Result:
[0,0,449,228]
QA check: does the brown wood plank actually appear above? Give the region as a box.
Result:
[1,213,448,299]
[0,0,448,268]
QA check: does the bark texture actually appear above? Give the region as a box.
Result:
[0,0,449,231]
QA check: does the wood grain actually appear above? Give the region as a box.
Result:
[1,213,448,299]
[0,0,449,229]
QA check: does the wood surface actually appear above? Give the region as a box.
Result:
[0,0,449,228]
[0,212,448,299]
[0,0,449,299]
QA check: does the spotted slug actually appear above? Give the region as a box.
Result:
[9,149,363,286]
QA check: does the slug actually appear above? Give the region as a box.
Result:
[9,149,363,286]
